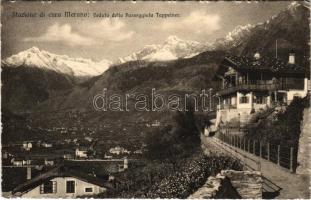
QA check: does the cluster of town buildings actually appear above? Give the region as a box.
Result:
[3,143,132,198]
[3,139,144,166]
[2,134,145,198]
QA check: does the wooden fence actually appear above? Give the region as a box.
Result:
[218,132,297,173]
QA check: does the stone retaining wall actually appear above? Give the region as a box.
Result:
[297,108,311,175]
[189,170,262,199]
[222,170,262,199]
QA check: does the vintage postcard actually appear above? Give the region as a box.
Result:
[1,0,310,199]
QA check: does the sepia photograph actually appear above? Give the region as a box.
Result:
[1,0,310,199]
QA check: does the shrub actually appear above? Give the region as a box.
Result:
[146,153,243,198]
[245,96,308,147]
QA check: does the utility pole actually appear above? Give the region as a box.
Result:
[276,40,278,58]
[209,88,213,111]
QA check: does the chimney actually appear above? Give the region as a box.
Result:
[289,53,295,64]
[27,167,32,180]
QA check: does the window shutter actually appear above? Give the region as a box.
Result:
[40,184,44,194]
[53,181,57,193]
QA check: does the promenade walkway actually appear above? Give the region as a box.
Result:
[201,136,310,199]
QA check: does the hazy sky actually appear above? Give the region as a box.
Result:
[1,1,292,61]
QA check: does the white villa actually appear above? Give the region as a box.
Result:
[41,142,53,148]
[22,142,33,151]
[109,146,130,155]
[75,147,88,158]
[214,53,309,129]
[12,166,113,198]
[12,159,32,166]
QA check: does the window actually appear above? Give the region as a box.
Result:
[119,164,124,171]
[66,180,75,193]
[255,96,267,104]
[85,187,93,193]
[239,96,249,104]
[40,181,56,194]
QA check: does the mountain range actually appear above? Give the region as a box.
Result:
[1,2,310,115]
[2,47,112,79]
[116,35,213,63]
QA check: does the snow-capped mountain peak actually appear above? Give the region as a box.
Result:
[117,35,211,63]
[212,23,255,50]
[164,35,185,45]
[2,47,112,78]
[225,24,254,42]
[28,46,41,53]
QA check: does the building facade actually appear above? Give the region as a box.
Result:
[214,53,309,129]
[75,148,88,158]
[19,177,106,198]
[12,166,112,198]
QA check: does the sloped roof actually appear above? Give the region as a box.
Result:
[13,166,114,195]
[215,55,308,78]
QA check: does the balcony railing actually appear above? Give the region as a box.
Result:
[218,83,278,96]
[219,79,305,96]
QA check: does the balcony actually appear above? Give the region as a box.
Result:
[218,83,279,96]
[218,78,305,96]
